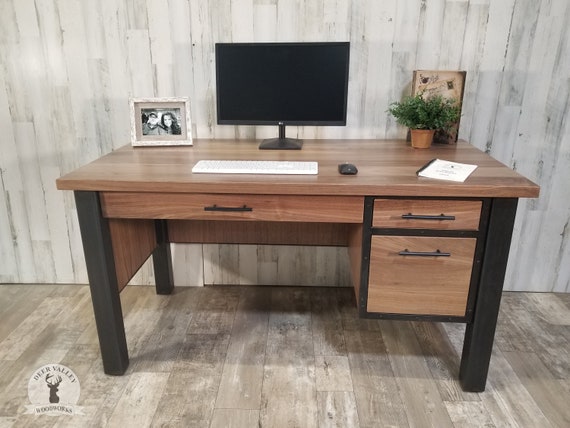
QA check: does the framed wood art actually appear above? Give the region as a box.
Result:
[412,70,466,144]
[130,97,192,146]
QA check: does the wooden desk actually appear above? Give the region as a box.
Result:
[56,139,539,392]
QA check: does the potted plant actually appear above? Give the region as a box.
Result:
[388,92,460,148]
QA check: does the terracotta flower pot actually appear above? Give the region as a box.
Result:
[410,129,436,149]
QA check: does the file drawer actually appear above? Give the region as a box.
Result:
[367,236,476,316]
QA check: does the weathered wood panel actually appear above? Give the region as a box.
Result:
[0,0,568,291]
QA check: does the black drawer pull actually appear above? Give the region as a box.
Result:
[398,249,451,257]
[204,204,253,212]
[401,213,456,221]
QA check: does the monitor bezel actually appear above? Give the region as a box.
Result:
[215,41,350,127]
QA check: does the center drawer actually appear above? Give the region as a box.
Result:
[100,192,364,223]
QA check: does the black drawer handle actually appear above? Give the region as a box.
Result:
[398,249,451,257]
[204,204,253,212]
[401,213,456,221]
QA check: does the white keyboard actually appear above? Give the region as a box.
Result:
[192,160,318,175]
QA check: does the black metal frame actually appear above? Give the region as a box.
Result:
[74,190,518,391]
[358,196,518,391]
[74,191,129,375]
[153,219,174,295]
[74,191,174,375]
[358,196,487,322]
[459,198,518,391]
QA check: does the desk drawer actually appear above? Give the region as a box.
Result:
[100,192,364,223]
[373,199,481,230]
[367,236,476,316]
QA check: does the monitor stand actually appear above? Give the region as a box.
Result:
[259,123,303,150]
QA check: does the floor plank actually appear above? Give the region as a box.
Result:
[345,330,409,427]
[107,372,170,427]
[215,287,269,410]
[0,286,568,427]
[381,320,455,428]
[317,391,360,428]
[503,350,570,427]
[481,349,552,427]
[210,408,260,428]
[259,364,317,428]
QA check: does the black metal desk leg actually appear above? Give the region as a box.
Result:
[459,198,518,391]
[153,219,174,295]
[74,191,129,375]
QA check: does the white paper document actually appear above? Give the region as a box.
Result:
[416,159,478,182]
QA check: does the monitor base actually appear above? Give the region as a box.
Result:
[259,137,303,150]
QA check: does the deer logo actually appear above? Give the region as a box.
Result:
[27,364,81,415]
[45,373,62,403]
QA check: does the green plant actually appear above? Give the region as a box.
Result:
[387,93,460,130]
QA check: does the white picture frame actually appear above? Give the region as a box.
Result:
[130,97,192,146]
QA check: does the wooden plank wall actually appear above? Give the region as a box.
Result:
[0,0,568,292]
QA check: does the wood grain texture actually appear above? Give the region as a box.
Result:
[198,244,352,287]
[0,284,569,426]
[168,220,350,246]
[381,320,455,427]
[411,321,476,403]
[368,236,476,316]
[101,192,364,223]
[56,140,539,198]
[214,287,269,410]
[108,218,156,290]
[373,199,482,230]
[0,0,567,292]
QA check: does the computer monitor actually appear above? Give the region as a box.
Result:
[215,42,350,149]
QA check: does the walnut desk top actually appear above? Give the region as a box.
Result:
[57,139,539,198]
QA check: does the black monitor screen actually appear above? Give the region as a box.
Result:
[215,42,350,126]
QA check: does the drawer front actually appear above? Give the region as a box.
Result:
[367,236,476,316]
[101,192,364,223]
[373,199,481,230]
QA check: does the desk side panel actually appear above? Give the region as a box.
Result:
[108,219,156,290]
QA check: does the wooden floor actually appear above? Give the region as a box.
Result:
[0,284,569,427]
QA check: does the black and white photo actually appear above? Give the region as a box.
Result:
[130,97,192,146]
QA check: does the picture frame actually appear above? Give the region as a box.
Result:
[411,70,466,144]
[130,97,192,146]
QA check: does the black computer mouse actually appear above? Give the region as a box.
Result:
[338,163,358,175]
